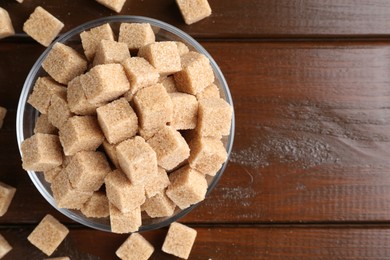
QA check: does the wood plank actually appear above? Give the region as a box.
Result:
[3,0,390,38]
[1,225,390,259]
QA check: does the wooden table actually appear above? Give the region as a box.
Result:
[2,0,390,259]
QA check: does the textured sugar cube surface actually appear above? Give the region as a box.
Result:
[47,93,73,129]
[0,234,12,259]
[196,83,220,100]
[175,41,190,56]
[197,98,232,137]
[143,191,176,218]
[34,114,57,135]
[144,167,170,198]
[43,165,62,183]
[23,6,64,46]
[67,75,99,115]
[176,0,212,25]
[80,23,114,60]
[116,233,154,260]
[119,23,155,50]
[96,0,126,13]
[0,106,6,129]
[81,192,109,218]
[0,182,16,217]
[169,92,198,130]
[0,7,15,39]
[160,76,177,93]
[109,203,142,233]
[102,140,119,168]
[93,39,130,66]
[27,214,69,256]
[162,222,197,259]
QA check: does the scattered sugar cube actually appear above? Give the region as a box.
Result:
[189,137,227,176]
[0,8,15,39]
[27,77,66,114]
[97,98,138,144]
[80,23,114,60]
[43,165,62,183]
[196,83,220,100]
[47,93,73,129]
[67,75,99,116]
[0,234,12,259]
[44,257,70,260]
[59,116,104,156]
[96,0,127,13]
[21,133,63,172]
[169,92,198,130]
[133,83,173,130]
[42,43,87,84]
[197,98,232,137]
[147,126,190,171]
[102,140,119,168]
[122,57,159,99]
[93,40,130,66]
[160,76,178,93]
[27,214,69,256]
[66,151,111,191]
[105,169,146,213]
[174,51,214,95]
[175,41,189,56]
[0,182,16,217]
[52,169,93,209]
[23,6,64,46]
[80,64,130,104]
[166,166,207,209]
[176,0,212,25]
[143,192,176,218]
[144,167,170,198]
[162,222,197,259]
[116,136,158,185]
[34,114,57,135]
[15,0,23,2]
[81,191,109,218]
[138,41,181,75]
[116,233,154,260]
[109,203,142,233]
[119,23,155,51]
[0,107,6,129]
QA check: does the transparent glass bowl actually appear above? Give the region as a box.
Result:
[16,16,235,232]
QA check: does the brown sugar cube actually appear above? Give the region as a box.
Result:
[138,41,181,76]
[174,51,214,95]
[48,93,73,129]
[144,167,170,198]
[0,182,16,217]
[23,6,64,46]
[93,40,130,66]
[166,166,207,209]
[189,137,227,176]
[109,203,142,233]
[0,106,6,129]
[80,64,130,104]
[59,116,104,156]
[116,233,154,260]
[80,23,114,60]
[119,23,155,51]
[66,151,111,191]
[0,234,12,259]
[143,192,176,218]
[0,8,15,39]
[27,214,69,256]
[28,77,66,114]
[42,43,87,84]
[21,133,63,172]
[160,76,177,93]
[67,75,99,116]
[197,98,232,137]
[116,136,158,185]
[96,0,126,13]
[133,83,173,130]
[138,127,160,140]
[147,126,190,171]
[52,169,93,209]
[44,257,70,260]
[97,98,138,144]
[176,0,212,25]
[43,165,62,183]
[34,114,57,134]
[105,169,146,213]
[196,83,220,100]
[175,41,189,56]
[122,57,159,99]
[162,222,197,259]
[81,191,109,218]
[169,92,198,130]
[102,140,119,168]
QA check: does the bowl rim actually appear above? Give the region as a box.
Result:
[16,15,235,232]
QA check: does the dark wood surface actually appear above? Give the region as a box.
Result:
[1,0,390,259]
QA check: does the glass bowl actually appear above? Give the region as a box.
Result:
[16,16,235,232]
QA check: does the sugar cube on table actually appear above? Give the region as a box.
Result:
[44,257,70,260]
[96,0,127,13]
[81,191,109,218]
[109,203,142,233]
[162,222,197,259]
[174,51,214,95]
[116,233,154,260]
[80,23,114,60]
[34,114,57,135]
[27,214,69,256]
[0,234,12,259]
[21,133,63,172]
[169,92,198,130]
[144,167,170,198]
[143,191,176,218]
[23,6,64,46]
[196,83,220,100]
[0,7,15,39]
[47,93,73,129]
[119,23,155,51]
[176,0,212,25]
[0,182,16,217]
[102,140,119,168]
[93,40,130,66]
[166,166,207,209]
[42,43,87,84]
[0,107,6,129]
